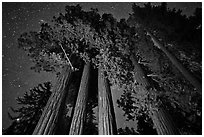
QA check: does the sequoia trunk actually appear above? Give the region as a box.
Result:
[54,69,83,134]
[130,54,179,135]
[32,65,73,135]
[98,68,117,135]
[151,106,179,135]
[147,31,201,94]
[69,62,91,135]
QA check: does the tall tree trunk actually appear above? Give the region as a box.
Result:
[130,54,179,135]
[55,69,83,134]
[146,31,202,94]
[69,62,91,135]
[98,68,117,135]
[32,65,73,135]
[151,106,179,135]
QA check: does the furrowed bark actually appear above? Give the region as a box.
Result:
[69,62,91,135]
[151,106,179,135]
[32,65,73,135]
[147,31,202,94]
[98,68,117,135]
[130,54,179,135]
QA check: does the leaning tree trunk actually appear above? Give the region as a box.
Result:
[69,62,91,135]
[130,54,180,135]
[146,31,202,94]
[33,65,73,135]
[151,106,179,134]
[98,68,117,135]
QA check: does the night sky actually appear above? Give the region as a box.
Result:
[2,2,201,129]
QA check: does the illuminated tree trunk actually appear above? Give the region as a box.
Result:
[69,62,91,135]
[130,54,179,135]
[32,65,73,135]
[98,68,117,135]
[147,31,202,94]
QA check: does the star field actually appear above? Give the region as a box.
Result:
[2,2,201,129]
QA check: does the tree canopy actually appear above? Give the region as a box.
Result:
[14,3,202,135]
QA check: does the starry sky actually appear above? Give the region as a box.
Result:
[2,2,201,129]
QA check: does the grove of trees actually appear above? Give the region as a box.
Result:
[4,2,201,135]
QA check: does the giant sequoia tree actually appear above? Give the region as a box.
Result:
[69,62,91,135]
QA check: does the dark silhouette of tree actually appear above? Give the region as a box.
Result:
[54,68,83,134]
[136,110,157,135]
[3,82,52,135]
[83,68,98,135]
[117,90,135,120]
[83,100,98,135]
[118,127,138,135]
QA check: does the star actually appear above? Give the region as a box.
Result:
[2,2,201,130]
[111,6,115,9]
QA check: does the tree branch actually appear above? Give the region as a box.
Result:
[59,43,74,71]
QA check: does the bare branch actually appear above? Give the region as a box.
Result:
[147,74,159,77]
[138,58,150,66]
[59,43,74,71]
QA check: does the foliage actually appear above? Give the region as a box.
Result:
[117,91,136,120]
[3,82,52,135]
[18,20,97,73]
[18,4,141,114]
[136,110,157,135]
[117,127,138,135]
[117,109,157,135]
[125,2,202,134]
[129,2,202,61]
[17,3,202,134]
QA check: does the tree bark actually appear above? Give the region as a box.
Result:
[54,69,82,135]
[146,31,202,94]
[151,106,179,135]
[98,68,117,135]
[69,62,91,135]
[130,54,180,135]
[32,65,73,135]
